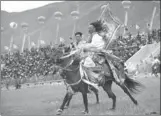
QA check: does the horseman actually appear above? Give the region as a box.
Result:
[74,32,86,49]
[151,56,160,76]
[56,20,143,114]
[76,20,126,86]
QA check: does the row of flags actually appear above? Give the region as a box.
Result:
[4,37,65,51]
[4,2,156,52]
[4,40,45,51]
[135,24,140,30]
[4,44,18,51]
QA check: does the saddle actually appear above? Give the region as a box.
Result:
[81,53,110,86]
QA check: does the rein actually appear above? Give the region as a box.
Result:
[61,65,82,86]
[61,64,80,72]
[59,57,79,71]
[64,76,82,86]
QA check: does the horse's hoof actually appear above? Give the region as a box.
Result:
[134,100,138,105]
[56,112,62,115]
[96,102,100,104]
[108,108,115,111]
[64,106,69,109]
[81,110,89,115]
[56,109,63,115]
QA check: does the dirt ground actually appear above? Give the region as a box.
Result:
[1,75,160,115]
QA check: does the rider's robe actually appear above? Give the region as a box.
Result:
[78,32,125,85]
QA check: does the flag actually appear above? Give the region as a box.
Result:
[60,37,65,43]
[40,40,45,45]
[135,24,140,30]
[4,46,9,50]
[13,44,18,49]
[100,3,121,49]
[31,42,36,47]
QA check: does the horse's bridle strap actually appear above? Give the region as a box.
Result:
[64,78,82,86]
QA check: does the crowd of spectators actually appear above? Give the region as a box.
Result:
[110,29,160,61]
[1,29,160,89]
[1,44,70,89]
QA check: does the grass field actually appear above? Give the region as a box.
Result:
[1,75,160,115]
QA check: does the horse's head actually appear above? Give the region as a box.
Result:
[53,48,72,67]
[55,49,81,69]
[53,48,83,86]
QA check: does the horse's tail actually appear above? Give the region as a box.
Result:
[124,74,145,94]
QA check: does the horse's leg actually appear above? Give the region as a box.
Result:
[89,86,99,104]
[56,92,73,115]
[116,82,138,105]
[79,82,89,114]
[56,93,68,115]
[81,92,89,114]
[64,94,73,109]
[102,80,116,110]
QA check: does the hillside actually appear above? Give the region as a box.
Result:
[1,1,160,52]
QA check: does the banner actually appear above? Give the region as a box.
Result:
[40,40,45,45]
[13,44,18,49]
[99,3,121,49]
[136,24,140,30]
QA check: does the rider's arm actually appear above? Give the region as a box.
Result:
[81,34,104,51]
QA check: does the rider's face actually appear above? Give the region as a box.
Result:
[75,35,82,42]
[88,25,95,34]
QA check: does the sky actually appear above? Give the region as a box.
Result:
[1,1,63,12]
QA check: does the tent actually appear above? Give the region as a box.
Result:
[126,42,160,70]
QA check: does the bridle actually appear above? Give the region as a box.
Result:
[56,55,83,86]
[59,61,80,72]
[57,55,80,72]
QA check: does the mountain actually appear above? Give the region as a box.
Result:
[1,1,160,52]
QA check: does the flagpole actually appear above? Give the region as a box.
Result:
[37,16,46,48]
[150,6,156,31]
[71,10,79,38]
[72,19,76,38]
[9,22,17,54]
[38,31,41,48]
[21,34,26,52]
[28,35,31,50]
[123,10,128,35]
[56,22,60,44]
[54,11,63,45]
[9,36,14,53]
[21,22,28,52]
[122,1,131,36]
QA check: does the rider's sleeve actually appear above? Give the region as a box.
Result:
[77,40,87,49]
[91,34,105,49]
[82,34,105,50]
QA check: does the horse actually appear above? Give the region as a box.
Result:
[54,49,144,115]
[51,47,100,109]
